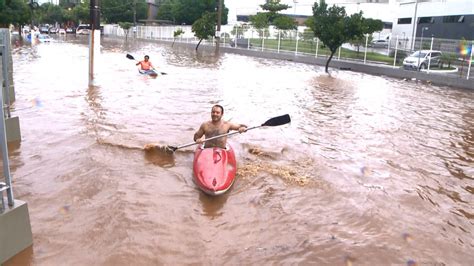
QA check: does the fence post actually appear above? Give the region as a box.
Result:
[295,29,299,55]
[364,34,368,64]
[248,30,252,49]
[467,43,473,80]
[393,36,399,68]
[387,36,391,55]
[427,36,434,73]
[278,30,281,53]
[315,39,319,58]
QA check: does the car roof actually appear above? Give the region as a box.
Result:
[419,50,442,53]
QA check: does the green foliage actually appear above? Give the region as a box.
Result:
[272,14,296,30]
[301,28,315,41]
[101,0,147,24]
[260,0,290,22]
[119,21,133,30]
[389,49,407,64]
[119,21,133,40]
[172,28,184,46]
[0,0,31,27]
[173,28,184,37]
[37,3,64,24]
[308,0,382,73]
[192,11,215,50]
[156,0,175,22]
[72,0,90,23]
[158,0,228,25]
[250,12,269,37]
[441,52,458,68]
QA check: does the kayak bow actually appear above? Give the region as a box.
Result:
[193,144,236,196]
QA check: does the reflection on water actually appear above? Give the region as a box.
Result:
[4,36,474,265]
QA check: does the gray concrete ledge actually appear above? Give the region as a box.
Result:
[0,199,33,264]
[107,36,473,91]
[6,116,21,142]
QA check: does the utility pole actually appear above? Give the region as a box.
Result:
[215,0,222,54]
[133,0,137,26]
[89,0,100,85]
[410,0,418,51]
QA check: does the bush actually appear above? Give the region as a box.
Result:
[389,50,408,64]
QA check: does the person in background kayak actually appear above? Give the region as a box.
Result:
[194,105,247,149]
[136,55,154,72]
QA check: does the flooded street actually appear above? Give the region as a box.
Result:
[5,35,474,265]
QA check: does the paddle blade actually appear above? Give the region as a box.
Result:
[160,72,168,75]
[126,54,135,60]
[261,114,291,127]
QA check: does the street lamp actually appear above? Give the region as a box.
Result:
[417,26,428,71]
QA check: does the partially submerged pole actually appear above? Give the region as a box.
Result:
[88,0,101,86]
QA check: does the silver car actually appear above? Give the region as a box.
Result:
[403,50,442,70]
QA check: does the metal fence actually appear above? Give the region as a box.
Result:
[0,29,14,211]
[104,24,473,80]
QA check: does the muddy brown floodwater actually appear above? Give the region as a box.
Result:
[4,36,474,265]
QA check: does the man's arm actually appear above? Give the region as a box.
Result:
[136,61,140,66]
[228,122,247,133]
[194,123,206,142]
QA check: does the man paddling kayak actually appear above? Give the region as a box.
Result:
[194,105,247,149]
[136,55,157,75]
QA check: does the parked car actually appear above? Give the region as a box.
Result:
[39,26,49,34]
[369,39,389,48]
[49,28,58,34]
[37,34,51,43]
[66,28,75,34]
[76,24,90,35]
[403,50,442,70]
[58,28,66,35]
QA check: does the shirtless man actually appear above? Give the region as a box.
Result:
[136,55,154,71]
[193,105,247,149]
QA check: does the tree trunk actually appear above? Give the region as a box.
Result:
[195,39,203,51]
[325,49,337,73]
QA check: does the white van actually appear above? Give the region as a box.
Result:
[76,24,90,35]
[403,50,443,70]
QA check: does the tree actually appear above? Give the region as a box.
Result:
[260,0,290,23]
[38,3,64,24]
[160,0,228,25]
[119,21,133,40]
[101,0,147,24]
[172,28,184,47]
[192,11,215,51]
[72,0,90,24]
[0,0,31,28]
[272,14,296,30]
[308,0,382,73]
[156,0,175,23]
[249,13,269,38]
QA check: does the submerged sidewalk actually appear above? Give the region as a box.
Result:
[107,35,473,90]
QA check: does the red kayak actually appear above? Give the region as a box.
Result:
[193,144,237,196]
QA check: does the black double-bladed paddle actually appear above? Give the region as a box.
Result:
[158,114,291,153]
[126,53,168,75]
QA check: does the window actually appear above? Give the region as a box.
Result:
[443,15,464,23]
[419,17,434,24]
[398,18,412,24]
